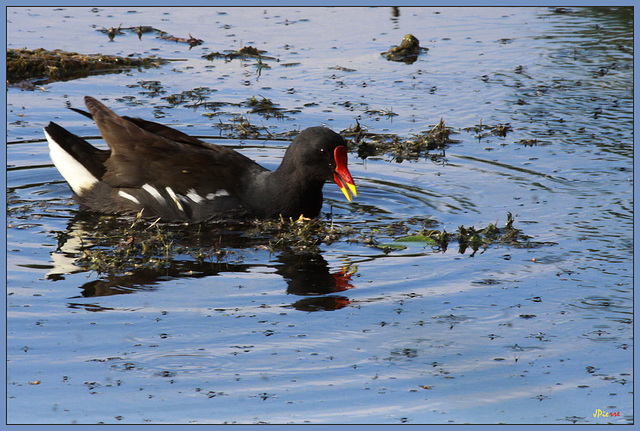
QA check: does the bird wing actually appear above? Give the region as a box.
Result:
[84,96,263,197]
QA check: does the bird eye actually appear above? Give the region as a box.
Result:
[319,148,328,156]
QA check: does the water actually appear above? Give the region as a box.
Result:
[6,6,633,424]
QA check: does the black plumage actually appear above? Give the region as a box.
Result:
[45,96,357,222]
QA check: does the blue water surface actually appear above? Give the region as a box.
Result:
[6,6,633,425]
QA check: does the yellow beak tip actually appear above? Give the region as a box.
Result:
[348,183,358,198]
[340,186,354,202]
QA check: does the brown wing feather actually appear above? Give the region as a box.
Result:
[83,96,264,195]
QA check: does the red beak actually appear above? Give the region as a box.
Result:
[333,145,357,202]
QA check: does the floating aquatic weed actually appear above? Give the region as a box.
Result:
[59,209,549,279]
[96,24,202,46]
[328,65,357,72]
[244,96,300,119]
[368,213,554,256]
[463,119,514,140]
[492,123,513,137]
[227,114,266,138]
[72,214,231,276]
[6,48,168,86]
[381,34,428,64]
[161,87,219,107]
[341,118,457,162]
[244,96,284,119]
[65,210,357,276]
[518,138,539,147]
[202,46,276,62]
[134,80,167,97]
[101,24,124,41]
[364,107,399,119]
[247,215,353,253]
[134,25,156,40]
[158,33,203,47]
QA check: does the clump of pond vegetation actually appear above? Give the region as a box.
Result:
[245,215,351,253]
[69,214,351,276]
[202,45,276,62]
[366,212,555,257]
[244,95,299,119]
[463,119,514,139]
[344,118,458,162]
[97,24,204,47]
[67,215,231,276]
[66,210,549,276]
[6,48,168,86]
[381,34,429,64]
[6,29,275,89]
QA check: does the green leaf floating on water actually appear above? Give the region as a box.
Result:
[376,243,408,251]
[374,234,439,251]
[393,234,438,244]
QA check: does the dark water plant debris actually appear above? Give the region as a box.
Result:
[70,214,348,275]
[463,120,513,140]
[202,46,275,62]
[134,80,167,97]
[162,87,219,108]
[71,215,233,276]
[246,215,351,253]
[96,25,203,47]
[343,118,458,162]
[147,85,296,121]
[364,107,399,119]
[70,209,547,277]
[373,213,554,256]
[329,65,357,72]
[244,96,296,119]
[382,34,428,64]
[229,115,269,138]
[246,96,279,114]
[6,48,167,85]
[492,123,513,137]
[95,79,534,161]
[519,138,538,147]
[104,25,124,41]
[135,25,156,40]
[158,33,204,47]
[59,215,359,310]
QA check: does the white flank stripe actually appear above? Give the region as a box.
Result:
[45,129,99,195]
[186,189,204,203]
[142,184,165,204]
[118,191,140,205]
[206,189,230,200]
[165,187,184,212]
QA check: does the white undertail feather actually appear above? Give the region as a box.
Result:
[45,129,99,195]
[118,190,140,204]
[142,184,165,204]
[165,186,184,212]
[186,188,204,203]
[206,189,230,200]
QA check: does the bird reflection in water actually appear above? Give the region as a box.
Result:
[48,217,356,312]
[276,251,356,311]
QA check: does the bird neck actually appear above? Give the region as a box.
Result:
[253,167,324,219]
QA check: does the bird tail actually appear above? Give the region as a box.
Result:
[44,122,107,195]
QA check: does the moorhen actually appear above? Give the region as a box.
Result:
[44,96,357,222]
